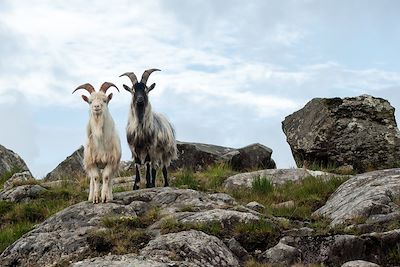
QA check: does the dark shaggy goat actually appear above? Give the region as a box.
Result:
[120,69,177,189]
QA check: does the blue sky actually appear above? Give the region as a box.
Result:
[0,0,399,178]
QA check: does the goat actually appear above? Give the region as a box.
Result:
[72,82,121,203]
[120,69,177,189]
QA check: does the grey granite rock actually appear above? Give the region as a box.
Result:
[313,168,400,226]
[282,95,400,173]
[0,184,46,202]
[0,144,30,179]
[140,230,240,267]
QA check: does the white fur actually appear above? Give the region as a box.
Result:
[83,92,121,203]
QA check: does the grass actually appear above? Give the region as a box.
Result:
[0,167,23,189]
[0,182,87,253]
[230,175,349,221]
[171,163,236,191]
[87,208,160,255]
[160,217,280,252]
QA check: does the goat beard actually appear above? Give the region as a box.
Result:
[136,104,145,124]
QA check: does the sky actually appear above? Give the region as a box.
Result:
[0,0,399,178]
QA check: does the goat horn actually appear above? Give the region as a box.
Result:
[100,82,119,93]
[141,68,161,85]
[119,72,138,86]
[72,83,95,94]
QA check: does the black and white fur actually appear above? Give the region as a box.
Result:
[120,69,177,189]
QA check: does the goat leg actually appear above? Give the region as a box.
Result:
[151,167,156,187]
[133,160,141,190]
[162,166,169,187]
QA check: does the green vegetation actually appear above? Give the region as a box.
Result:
[171,163,236,191]
[0,167,23,189]
[230,175,349,221]
[0,183,86,253]
[388,244,400,265]
[87,208,160,255]
[160,217,280,252]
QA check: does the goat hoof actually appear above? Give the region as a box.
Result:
[164,183,169,187]
[146,183,152,188]
[133,184,140,190]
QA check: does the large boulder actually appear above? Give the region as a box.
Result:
[0,144,30,178]
[170,141,276,172]
[282,95,400,173]
[228,143,276,171]
[170,141,235,171]
[44,146,85,181]
[313,168,400,226]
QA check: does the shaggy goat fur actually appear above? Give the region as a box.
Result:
[73,82,121,203]
[121,69,177,188]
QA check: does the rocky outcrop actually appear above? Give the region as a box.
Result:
[72,254,182,267]
[282,95,400,173]
[279,229,400,266]
[260,241,301,266]
[140,230,240,266]
[3,171,34,190]
[44,146,85,181]
[224,168,341,190]
[0,188,247,266]
[0,144,30,178]
[0,184,46,202]
[170,141,276,172]
[313,168,400,226]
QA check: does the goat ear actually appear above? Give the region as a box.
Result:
[123,84,133,93]
[107,93,113,103]
[82,95,89,103]
[147,83,156,93]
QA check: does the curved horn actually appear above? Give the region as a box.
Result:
[72,83,95,94]
[119,72,138,86]
[141,68,161,85]
[100,82,119,93]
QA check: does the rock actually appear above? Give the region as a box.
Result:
[140,230,240,267]
[3,171,35,190]
[313,168,400,226]
[279,229,400,266]
[170,141,235,171]
[226,238,249,260]
[341,260,381,267]
[272,200,295,209]
[283,227,314,237]
[112,176,134,191]
[282,95,400,173]
[0,144,30,178]
[246,201,265,212]
[0,184,46,202]
[260,242,301,266]
[72,254,185,267]
[44,146,85,181]
[170,141,276,172]
[174,209,260,227]
[224,168,340,190]
[229,143,276,171]
[0,188,244,266]
[0,201,138,266]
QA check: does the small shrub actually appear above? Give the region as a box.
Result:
[180,205,196,212]
[160,218,223,237]
[388,244,400,265]
[252,176,274,194]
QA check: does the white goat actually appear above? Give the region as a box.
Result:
[73,82,121,203]
[120,69,177,189]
